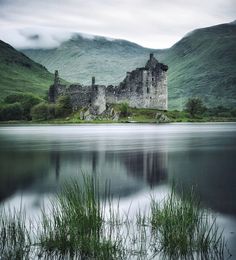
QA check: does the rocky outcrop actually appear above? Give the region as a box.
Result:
[155,113,171,123]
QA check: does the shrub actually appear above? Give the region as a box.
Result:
[0,102,23,121]
[4,93,43,119]
[55,95,72,118]
[185,98,206,118]
[120,102,129,117]
[31,103,49,120]
[47,104,56,119]
[31,103,56,121]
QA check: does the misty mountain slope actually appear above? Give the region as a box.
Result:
[0,40,54,101]
[22,22,236,109]
[23,35,165,85]
[162,23,236,108]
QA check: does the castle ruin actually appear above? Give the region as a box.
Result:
[49,54,168,113]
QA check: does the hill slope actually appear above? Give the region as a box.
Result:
[22,22,236,109]
[0,40,54,101]
[163,23,236,109]
[23,36,164,86]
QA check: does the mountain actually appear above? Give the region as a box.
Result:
[0,40,54,101]
[22,22,236,109]
[23,36,162,85]
[163,22,236,109]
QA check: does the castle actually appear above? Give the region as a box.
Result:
[49,54,168,114]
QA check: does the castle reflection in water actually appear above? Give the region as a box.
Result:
[50,149,168,189]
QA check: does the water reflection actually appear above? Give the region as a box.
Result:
[50,151,60,181]
[124,151,167,186]
[0,123,235,216]
[0,150,49,201]
[0,123,236,258]
[46,149,168,197]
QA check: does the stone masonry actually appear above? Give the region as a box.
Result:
[49,54,168,114]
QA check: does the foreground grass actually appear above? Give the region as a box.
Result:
[150,190,225,259]
[39,177,124,259]
[0,209,31,259]
[0,177,230,259]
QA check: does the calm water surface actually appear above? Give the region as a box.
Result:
[0,123,236,257]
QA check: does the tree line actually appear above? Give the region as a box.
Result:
[0,93,72,121]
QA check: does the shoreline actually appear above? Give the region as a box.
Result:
[0,119,236,125]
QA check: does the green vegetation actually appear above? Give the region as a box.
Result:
[0,95,236,123]
[0,40,56,102]
[164,23,236,110]
[0,178,228,259]
[40,176,123,259]
[0,102,23,121]
[30,95,72,121]
[4,93,43,119]
[55,95,73,118]
[31,102,52,120]
[22,22,236,110]
[151,189,225,258]
[185,97,206,118]
[0,209,31,259]
[119,102,130,117]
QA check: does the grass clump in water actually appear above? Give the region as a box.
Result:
[150,188,226,259]
[0,178,228,259]
[0,209,31,259]
[39,176,124,259]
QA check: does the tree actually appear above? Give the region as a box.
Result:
[55,95,72,117]
[0,102,23,121]
[31,103,49,120]
[4,93,43,119]
[185,98,206,118]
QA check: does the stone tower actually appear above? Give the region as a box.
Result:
[54,70,60,85]
[48,70,66,103]
[106,53,168,110]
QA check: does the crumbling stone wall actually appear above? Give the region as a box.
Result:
[91,85,106,114]
[105,54,168,110]
[49,54,168,114]
[65,84,92,110]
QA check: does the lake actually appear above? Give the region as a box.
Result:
[0,123,236,257]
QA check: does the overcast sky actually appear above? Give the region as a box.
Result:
[0,0,235,49]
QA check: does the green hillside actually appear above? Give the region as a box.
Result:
[0,40,54,101]
[22,22,236,109]
[162,23,236,109]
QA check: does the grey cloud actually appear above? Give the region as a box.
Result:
[0,0,235,49]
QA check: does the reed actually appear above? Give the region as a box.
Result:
[0,178,228,259]
[150,188,226,258]
[0,209,31,259]
[39,176,124,259]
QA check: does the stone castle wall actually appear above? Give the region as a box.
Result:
[49,54,168,113]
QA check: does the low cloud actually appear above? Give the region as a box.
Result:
[0,0,235,49]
